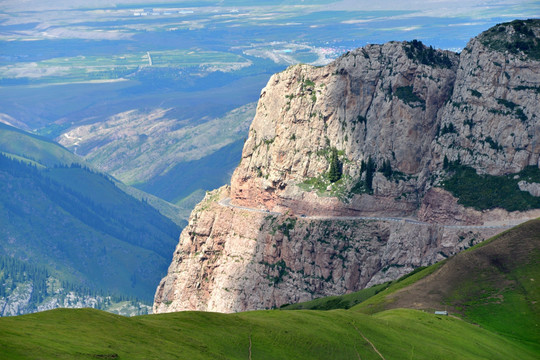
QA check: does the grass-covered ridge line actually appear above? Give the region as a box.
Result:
[0,306,535,360]
[280,282,389,310]
[441,164,540,211]
[1,220,539,358]
[353,218,540,349]
[0,122,80,167]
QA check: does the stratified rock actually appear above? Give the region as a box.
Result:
[155,20,540,313]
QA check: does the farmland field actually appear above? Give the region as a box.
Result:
[0,50,250,84]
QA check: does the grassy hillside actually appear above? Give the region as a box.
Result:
[0,124,182,310]
[351,219,540,347]
[1,220,538,358]
[0,122,80,167]
[280,218,540,353]
[0,154,178,302]
[282,219,540,350]
[1,121,187,225]
[0,306,535,360]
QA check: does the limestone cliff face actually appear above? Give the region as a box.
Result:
[154,21,540,313]
[230,41,458,215]
[432,36,540,176]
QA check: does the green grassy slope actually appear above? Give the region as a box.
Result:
[279,219,540,354]
[0,122,80,167]
[351,219,540,348]
[0,307,535,360]
[1,220,538,359]
[281,282,390,310]
[0,124,181,305]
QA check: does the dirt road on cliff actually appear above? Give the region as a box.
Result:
[218,198,530,230]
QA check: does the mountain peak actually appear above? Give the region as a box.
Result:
[154,20,540,313]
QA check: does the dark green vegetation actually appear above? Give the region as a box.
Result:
[403,39,454,68]
[297,148,349,199]
[380,159,393,179]
[0,254,142,314]
[281,282,389,310]
[479,19,540,60]
[327,147,342,183]
[1,220,538,359]
[393,85,426,109]
[351,156,376,194]
[438,122,457,136]
[442,164,540,211]
[0,124,180,307]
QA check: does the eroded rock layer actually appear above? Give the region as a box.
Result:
[155,20,540,313]
[154,188,509,313]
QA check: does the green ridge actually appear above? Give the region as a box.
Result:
[0,306,535,360]
[0,123,181,307]
[1,220,538,358]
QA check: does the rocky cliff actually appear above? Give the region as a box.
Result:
[154,20,540,313]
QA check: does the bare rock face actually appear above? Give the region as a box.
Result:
[155,21,540,314]
[432,36,540,175]
[230,41,458,214]
[518,181,540,197]
[154,187,499,313]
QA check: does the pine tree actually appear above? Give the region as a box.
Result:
[443,155,449,169]
[381,159,392,178]
[365,156,376,192]
[328,148,342,183]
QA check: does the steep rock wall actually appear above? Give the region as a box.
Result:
[432,37,540,175]
[155,21,540,313]
[154,188,500,313]
[231,41,458,215]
